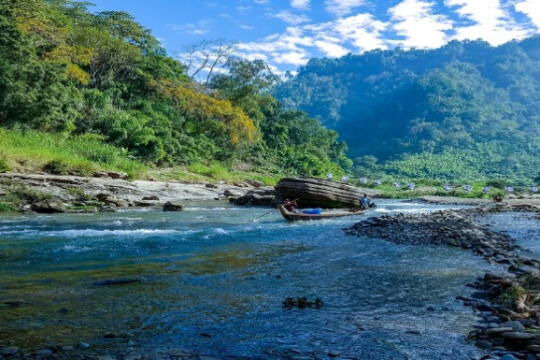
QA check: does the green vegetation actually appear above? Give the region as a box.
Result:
[0,129,147,178]
[0,0,350,181]
[0,182,52,207]
[276,39,540,183]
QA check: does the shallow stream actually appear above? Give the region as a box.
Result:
[0,201,516,359]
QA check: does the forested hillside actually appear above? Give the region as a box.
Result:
[276,38,540,182]
[0,0,351,180]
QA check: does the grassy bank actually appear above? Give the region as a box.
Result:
[0,129,281,185]
[0,129,148,178]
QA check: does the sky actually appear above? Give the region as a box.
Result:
[88,0,540,75]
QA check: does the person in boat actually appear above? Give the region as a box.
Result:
[360,194,370,210]
[283,198,299,212]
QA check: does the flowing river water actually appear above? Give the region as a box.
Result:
[0,201,520,359]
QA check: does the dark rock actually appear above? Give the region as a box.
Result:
[92,278,141,286]
[246,179,264,187]
[134,200,158,207]
[107,171,128,180]
[163,202,183,211]
[96,194,129,207]
[500,332,534,341]
[0,347,18,356]
[142,196,160,201]
[31,200,66,213]
[275,177,379,208]
[231,188,276,206]
[501,321,526,332]
[2,300,26,307]
[99,205,116,212]
[93,171,109,178]
[223,189,243,197]
[485,327,515,335]
[35,349,53,356]
[200,333,212,338]
[476,340,493,349]
[205,183,218,189]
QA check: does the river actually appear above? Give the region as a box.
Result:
[0,201,507,359]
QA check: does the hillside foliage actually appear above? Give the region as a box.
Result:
[276,38,540,182]
[0,0,350,178]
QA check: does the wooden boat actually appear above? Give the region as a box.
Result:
[278,205,365,221]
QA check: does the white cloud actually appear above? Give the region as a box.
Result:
[389,0,453,49]
[253,0,268,4]
[273,50,310,65]
[270,10,311,25]
[239,24,255,30]
[445,0,530,45]
[314,40,349,57]
[291,0,310,10]
[325,0,366,17]
[514,0,540,29]
[235,13,387,70]
[169,20,212,35]
[327,14,388,52]
[291,0,311,10]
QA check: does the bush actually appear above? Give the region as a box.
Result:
[43,159,71,175]
[1,186,53,205]
[0,158,11,173]
[66,187,93,201]
[0,202,17,212]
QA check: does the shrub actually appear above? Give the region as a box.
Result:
[0,159,11,173]
[0,202,17,212]
[43,159,71,175]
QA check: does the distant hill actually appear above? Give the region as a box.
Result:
[276,37,540,182]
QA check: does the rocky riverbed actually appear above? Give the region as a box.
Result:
[344,204,540,360]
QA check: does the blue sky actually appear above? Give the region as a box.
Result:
[88,0,540,75]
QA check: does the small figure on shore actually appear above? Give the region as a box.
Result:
[360,194,370,210]
[283,198,299,212]
[493,195,503,202]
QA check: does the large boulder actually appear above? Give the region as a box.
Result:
[230,187,276,206]
[163,202,183,211]
[96,194,129,208]
[274,177,380,208]
[31,199,66,213]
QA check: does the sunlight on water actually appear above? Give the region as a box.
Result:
[0,200,503,359]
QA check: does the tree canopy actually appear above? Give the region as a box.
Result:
[276,38,540,182]
[0,0,351,177]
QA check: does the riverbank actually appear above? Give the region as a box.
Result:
[0,172,275,213]
[413,195,540,206]
[344,205,540,359]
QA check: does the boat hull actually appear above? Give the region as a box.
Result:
[278,205,365,221]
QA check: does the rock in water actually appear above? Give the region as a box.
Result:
[93,278,141,286]
[30,199,66,213]
[163,202,183,211]
[275,177,380,208]
[0,347,19,356]
[230,188,276,206]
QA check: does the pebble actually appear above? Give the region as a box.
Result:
[501,332,534,340]
[124,354,142,360]
[0,347,18,356]
[485,327,514,335]
[502,321,526,332]
[79,342,90,348]
[35,349,53,356]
